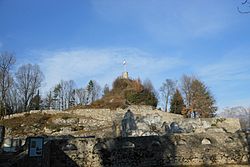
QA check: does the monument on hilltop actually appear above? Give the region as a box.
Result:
[122,59,129,79]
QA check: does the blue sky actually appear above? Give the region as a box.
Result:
[0,0,250,110]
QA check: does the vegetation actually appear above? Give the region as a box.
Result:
[0,112,50,136]
[160,75,217,118]
[15,64,44,112]
[160,79,176,112]
[180,76,217,118]
[75,77,158,109]
[0,51,217,118]
[0,52,16,117]
[125,89,158,107]
[0,52,43,117]
[30,91,42,110]
[170,89,184,115]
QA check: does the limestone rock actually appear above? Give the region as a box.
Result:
[52,117,79,125]
[216,118,241,133]
[206,127,226,133]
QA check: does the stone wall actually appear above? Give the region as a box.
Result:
[1,105,249,166]
[44,133,249,166]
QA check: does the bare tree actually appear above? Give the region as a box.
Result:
[238,0,250,14]
[143,79,154,93]
[180,75,217,118]
[160,79,176,112]
[103,84,110,96]
[0,52,16,117]
[92,80,101,102]
[51,80,76,110]
[60,81,67,110]
[181,75,195,108]
[5,82,23,114]
[143,78,159,100]
[75,88,88,105]
[15,64,44,112]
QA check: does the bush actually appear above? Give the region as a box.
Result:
[112,77,132,91]
[125,89,158,107]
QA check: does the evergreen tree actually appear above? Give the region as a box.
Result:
[45,91,53,109]
[170,89,184,114]
[53,84,62,110]
[87,80,94,104]
[87,80,101,104]
[30,90,42,110]
[190,79,217,118]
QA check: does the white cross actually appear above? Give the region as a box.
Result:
[123,59,127,72]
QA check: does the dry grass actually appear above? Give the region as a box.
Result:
[0,111,113,137]
[0,113,50,129]
[0,112,51,136]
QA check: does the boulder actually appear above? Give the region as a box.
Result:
[216,118,241,133]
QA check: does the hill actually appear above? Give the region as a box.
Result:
[72,77,158,110]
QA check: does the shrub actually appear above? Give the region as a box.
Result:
[125,89,158,107]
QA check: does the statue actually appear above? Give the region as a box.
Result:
[169,122,183,133]
[121,110,137,137]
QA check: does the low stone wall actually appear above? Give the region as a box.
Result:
[3,110,63,120]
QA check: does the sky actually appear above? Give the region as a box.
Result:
[0,0,250,111]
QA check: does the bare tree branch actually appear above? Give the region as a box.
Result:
[0,52,16,117]
[237,6,250,13]
[15,64,44,112]
[242,0,248,5]
[238,0,250,14]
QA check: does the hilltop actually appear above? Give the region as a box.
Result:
[72,77,158,110]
